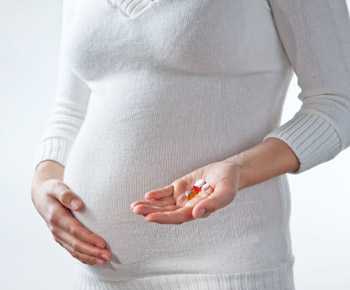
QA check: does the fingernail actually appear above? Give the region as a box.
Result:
[71,198,82,210]
[196,208,206,218]
[101,253,110,260]
[97,259,105,265]
[97,240,106,248]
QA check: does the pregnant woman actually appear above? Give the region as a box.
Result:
[31,0,350,289]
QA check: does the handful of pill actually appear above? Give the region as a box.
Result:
[184,179,210,201]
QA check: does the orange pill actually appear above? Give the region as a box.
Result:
[185,179,207,201]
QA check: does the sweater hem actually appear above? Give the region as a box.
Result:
[73,259,295,290]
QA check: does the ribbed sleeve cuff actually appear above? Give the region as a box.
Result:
[33,137,72,171]
[263,111,342,174]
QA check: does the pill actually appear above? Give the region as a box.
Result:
[184,179,208,201]
[186,189,199,200]
[202,183,211,191]
[185,192,209,207]
[194,179,206,188]
[184,190,192,198]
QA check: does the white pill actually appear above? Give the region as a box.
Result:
[194,179,206,188]
[202,183,210,191]
[184,190,192,197]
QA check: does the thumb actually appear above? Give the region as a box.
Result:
[192,182,235,219]
[49,181,85,211]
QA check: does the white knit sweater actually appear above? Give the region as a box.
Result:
[33,0,350,289]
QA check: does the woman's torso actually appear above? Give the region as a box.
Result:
[63,0,295,282]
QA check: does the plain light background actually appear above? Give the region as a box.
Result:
[1,1,349,290]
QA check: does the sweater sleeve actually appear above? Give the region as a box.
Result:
[33,0,91,171]
[263,0,350,174]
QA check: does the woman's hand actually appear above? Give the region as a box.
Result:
[130,156,242,224]
[31,176,112,265]
[130,138,300,224]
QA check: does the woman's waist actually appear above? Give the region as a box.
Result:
[74,250,295,286]
[64,138,293,279]
[64,145,292,266]
[66,120,272,204]
[74,258,296,290]
[65,116,292,226]
[71,196,293,284]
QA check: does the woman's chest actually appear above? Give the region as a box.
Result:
[67,0,285,81]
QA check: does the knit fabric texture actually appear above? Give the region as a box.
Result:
[33,0,350,289]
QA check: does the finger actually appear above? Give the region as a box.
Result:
[48,181,84,211]
[145,206,194,224]
[55,237,106,265]
[144,184,174,200]
[132,204,179,216]
[130,196,175,209]
[50,206,107,249]
[192,182,235,219]
[52,227,111,261]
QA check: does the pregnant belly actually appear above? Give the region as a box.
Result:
[62,91,290,280]
[63,118,236,278]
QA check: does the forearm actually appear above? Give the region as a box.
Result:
[31,161,65,193]
[225,137,300,191]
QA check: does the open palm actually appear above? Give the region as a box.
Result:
[130,158,241,224]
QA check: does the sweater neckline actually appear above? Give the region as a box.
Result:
[107,0,159,19]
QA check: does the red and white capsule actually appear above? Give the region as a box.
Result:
[185,179,207,201]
